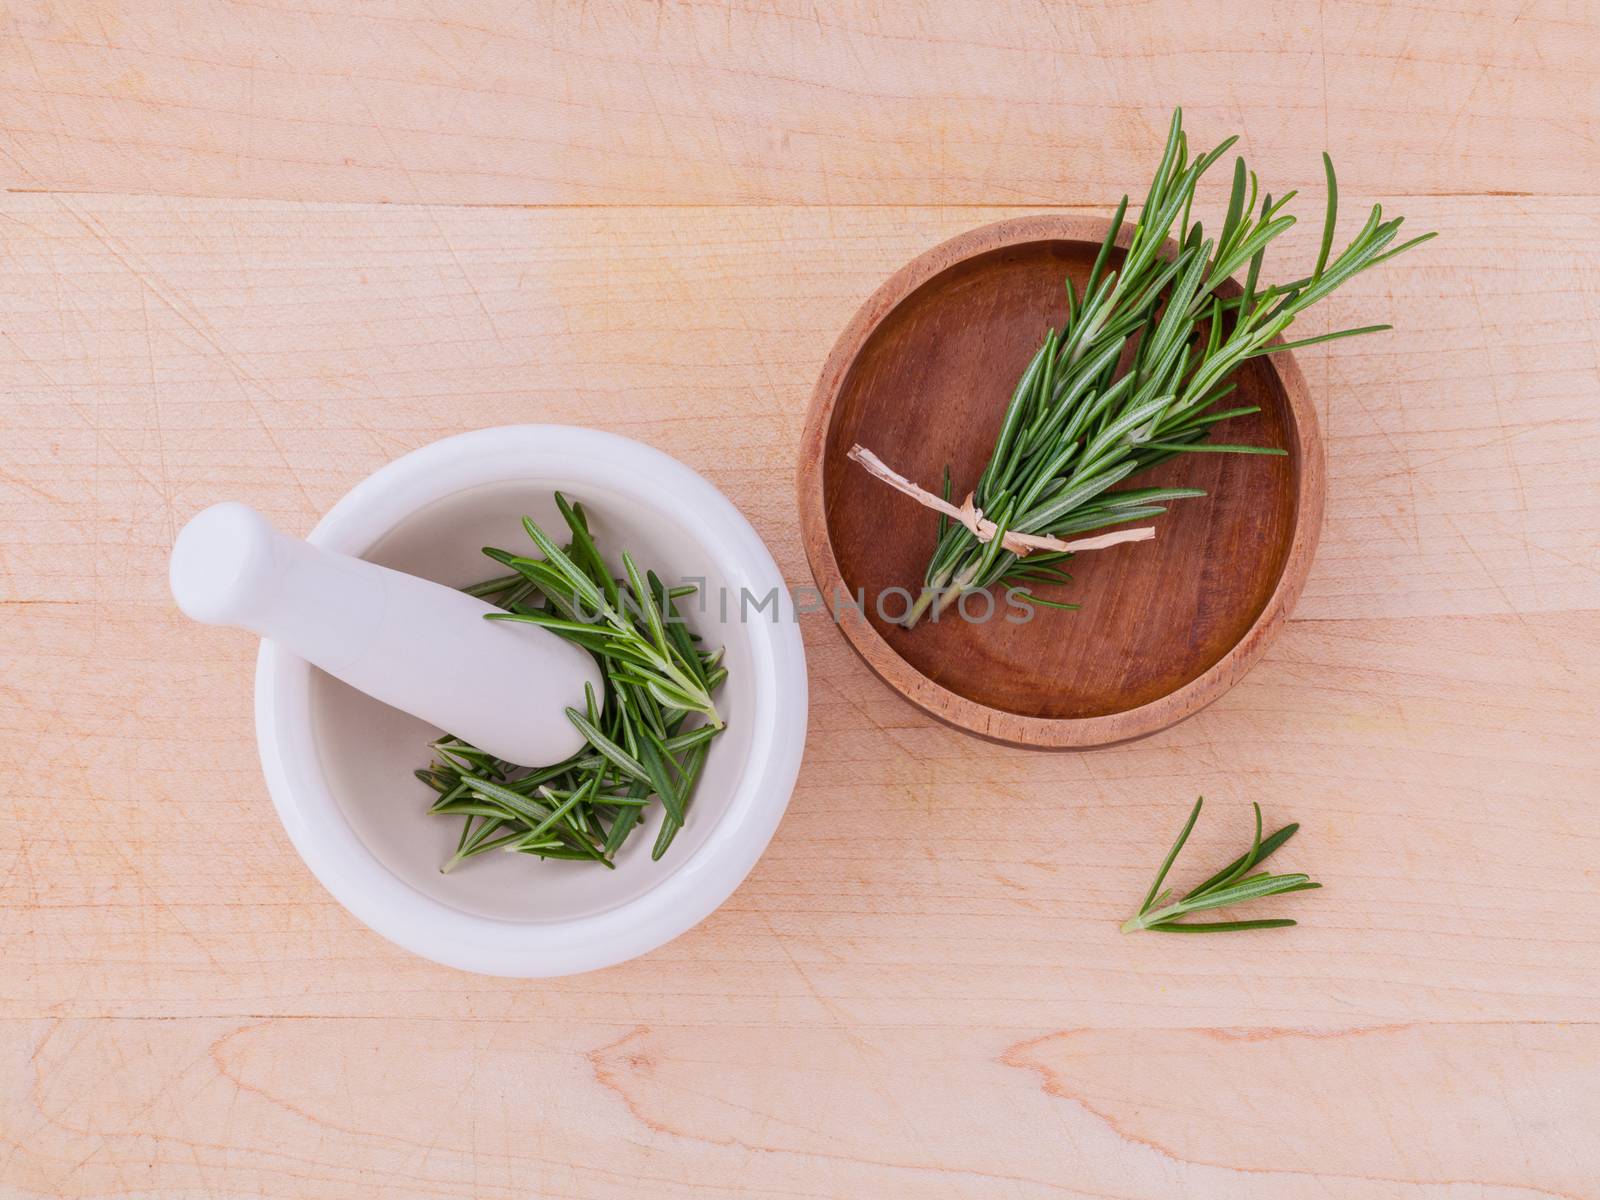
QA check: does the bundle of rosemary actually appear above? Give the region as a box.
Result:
[414,495,727,872]
[855,109,1433,626]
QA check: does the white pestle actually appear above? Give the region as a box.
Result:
[169,502,602,767]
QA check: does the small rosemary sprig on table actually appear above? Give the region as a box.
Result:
[869,108,1434,626]
[1121,797,1320,933]
[416,495,728,872]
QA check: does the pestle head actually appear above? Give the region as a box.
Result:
[170,502,281,628]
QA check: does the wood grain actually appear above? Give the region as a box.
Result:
[800,214,1321,745]
[2,1018,1594,1198]
[3,3,1599,1197]
[2,0,1596,205]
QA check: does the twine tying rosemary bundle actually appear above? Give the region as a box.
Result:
[846,445,1156,557]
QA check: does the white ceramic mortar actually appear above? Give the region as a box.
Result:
[254,425,807,976]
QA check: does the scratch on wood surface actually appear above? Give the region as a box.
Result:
[54,197,319,512]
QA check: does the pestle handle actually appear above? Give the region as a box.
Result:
[170,502,601,767]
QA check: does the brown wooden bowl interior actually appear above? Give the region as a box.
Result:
[799,216,1322,747]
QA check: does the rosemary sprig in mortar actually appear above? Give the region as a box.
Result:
[483,502,723,729]
[1121,797,1319,934]
[854,109,1434,626]
[416,495,728,871]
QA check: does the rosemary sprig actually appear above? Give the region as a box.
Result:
[1121,797,1320,933]
[484,500,723,729]
[897,108,1434,625]
[416,495,728,871]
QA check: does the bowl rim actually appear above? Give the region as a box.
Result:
[256,424,808,976]
[796,214,1324,749]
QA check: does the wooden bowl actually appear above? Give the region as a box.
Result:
[797,215,1323,748]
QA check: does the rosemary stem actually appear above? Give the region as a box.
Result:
[1121,899,1187,933]
[904,562,957,628]
[930,560,982,622]
[903,591,936,629]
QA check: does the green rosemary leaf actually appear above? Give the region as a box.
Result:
[502,579,538,609]
[1208,214,1296,291]
[1179,876,1321,913]
[429,798,524,821]
[1014,592,1081,612]
[1156,405,1260,439]
[1097,487,1209,507]
[1314,151,1338,281]
[652,741,710,861]
[520,517,606,613]
[1219,156,1247,259]
[627,680,668,742]
[603,781,651,854]
[636,731,684,826]
[1022,460,1142,530]
[633,725,710,757]
[1140,442,1289,455]
[555,492,621,609]
[1147,918,1298,933]
[431,745,488,776]
[650,571,708,687]
[981,341,1052,499]
[519,838,615,868]
[442,823,523,873]
[1245,208,1268,306]
[487,556,583,617]
[1191,801,1263,897]
[460,780,558,829]
[462,573,521,598]
[565,706,650,785]
[936,466,952,542]
[1140,796,1203,916]
[1077,393,1180,476]
[487,612,614,639]
[646,678,705,715]
[1012,564,1073,584]
[1050,504,1168,532]
[514,777,599,845]
[1184,819,1300,900]
[1367,230,1438,269]
[1086,194,1128,298]
[1246,324,1392,357]
[622,551,670,659]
